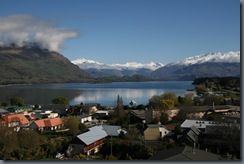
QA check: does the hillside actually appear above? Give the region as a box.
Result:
[0,46,92,84]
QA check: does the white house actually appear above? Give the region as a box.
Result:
[77,114,92,124]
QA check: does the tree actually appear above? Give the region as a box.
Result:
[161,99,174,109]
[203,95,224,106]
[112,95,128,127]
[195,84,207,95]
[162,92,178,105]
[10,97,24,106]
[0,126,19,159]
[160,112,169,124]
[52,96,70,105]
[63,116,80,137]
[148,95,163,109]
[148,92,178,110]
[18,129,40,149]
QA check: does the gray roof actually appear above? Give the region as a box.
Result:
[181,119,217,129]
[149,146,220,160]
[102,125,127,136]
[0,108,9,114]
[77,114,90,119]
[76,125,127,145]
[77,125,107,145]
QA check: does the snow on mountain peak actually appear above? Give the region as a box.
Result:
[72,58,164,70]
[168,51,240,66]
[72,58,103,65]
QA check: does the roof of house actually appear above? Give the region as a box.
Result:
[76,125,127,145]
[77,114,91,119]
[164,124,176,131]
[102,125,127,136]
[129,110,145,119]
[77,125,108,145]
[0,113,29,125]
[33,117,63,128]
[148,146,219,160]
[181,119,217,129]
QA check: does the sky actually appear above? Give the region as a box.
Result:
[0,0,240,65]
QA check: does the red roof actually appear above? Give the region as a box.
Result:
[164,124,176,131]
[34,117,63,128]
[0,113,29,125]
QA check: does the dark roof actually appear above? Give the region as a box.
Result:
[77,114,90,119]
[149,146,219,160]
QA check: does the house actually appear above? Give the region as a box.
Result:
[30,117,63,132]
[148,146,220,160]
[181,119,218,132]
[40,104,69,117]
[68,125,127,155]
[68,125,107,155]
[144,124,170,141]
[0,113,29,128]
[77,114,92,124]
[5,105,34,113]
[129,109,153,124]
[177,125,201,148]
[102,125,127,136]
[0,108,9,115]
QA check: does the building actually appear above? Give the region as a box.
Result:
[77,114,92,124]
[30,117,63,132]
[144,124,170,141]
[0,113,29,128]
[68,125,127,155]
[181,119,218,132]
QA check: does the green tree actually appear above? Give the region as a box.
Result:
[160,112,169,124]
[148,95,163,109]
[161,99,174,109]
[10,97,24,106]
[203,95,224,106]
[63,116,80,137]
[195,84,207,95]
[162,92,178,105]
[52,96,70,105]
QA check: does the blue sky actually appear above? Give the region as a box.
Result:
[0,0,240,64]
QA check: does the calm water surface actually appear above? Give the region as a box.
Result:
[0,81,195,107]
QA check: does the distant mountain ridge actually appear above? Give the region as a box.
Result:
[167,51,240,66]
[72,51,240,79]
[151,51,240,80]
[72,58,164,77]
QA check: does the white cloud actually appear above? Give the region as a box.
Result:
[0,14,79,52]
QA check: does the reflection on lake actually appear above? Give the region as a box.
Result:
[0,81,194,107]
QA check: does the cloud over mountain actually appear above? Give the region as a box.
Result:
[0,14,78,52]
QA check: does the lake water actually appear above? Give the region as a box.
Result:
[0,81,195,107]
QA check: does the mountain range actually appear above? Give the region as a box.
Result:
[0,45,240,84]
[72,58,164,78]
[72,51,240,80]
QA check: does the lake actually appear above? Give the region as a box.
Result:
[0,81,195,107]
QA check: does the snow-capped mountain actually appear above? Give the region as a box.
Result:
[72,58,164,78]
[167,51,240,66]
[72,58,164,71]
[151,51,240,80]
